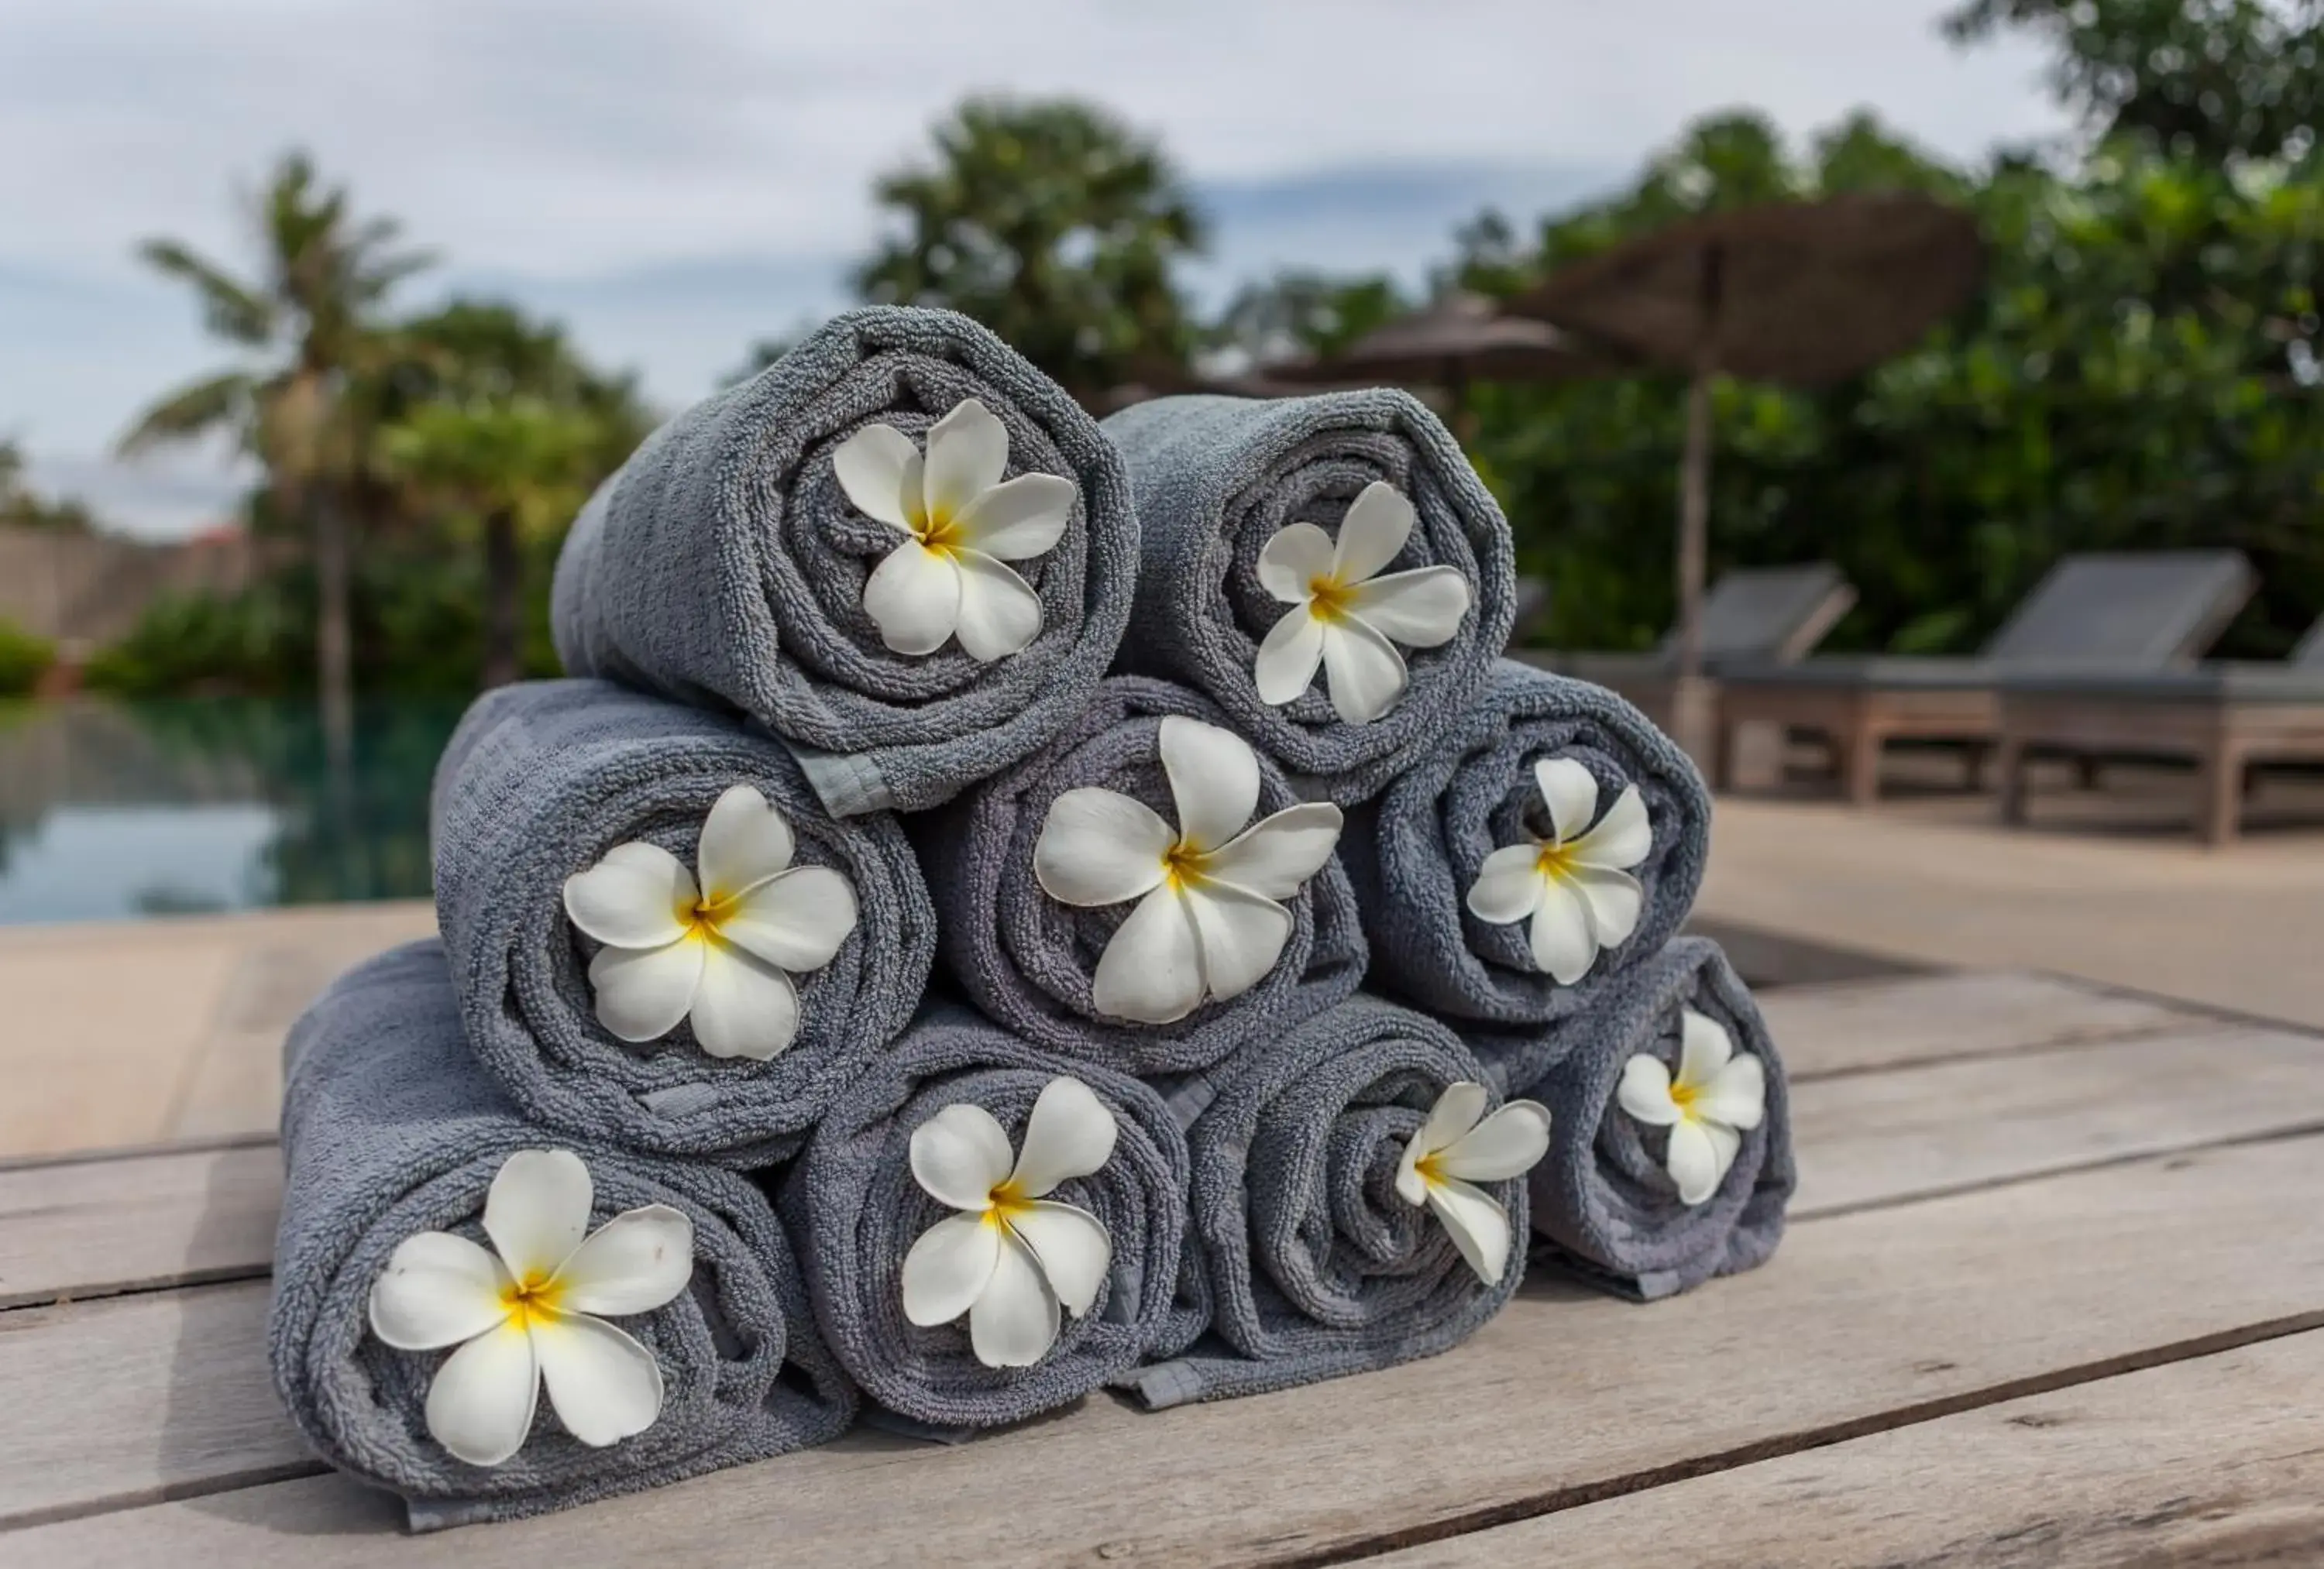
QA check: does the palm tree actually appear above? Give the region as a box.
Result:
[120,151,432,757]
[854,97,1208,400]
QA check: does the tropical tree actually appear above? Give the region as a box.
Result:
[1206,270,1410,369]
[119,151,432,752]
[0,440,98,534]
[854,97,1208,399]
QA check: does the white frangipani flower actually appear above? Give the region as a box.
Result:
[563,785,858,1062]
[1464,757,1652,985]
[368,1150,693,1468]
[900,1076,1119,1368]
[1618,1009,1767,1207]
[1033,715,1343,1025]
[1253,480,1472,724]
[1394,1083,1552,1285]
[832,397,1077,661]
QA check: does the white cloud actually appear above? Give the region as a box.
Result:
[0,0,2064,534]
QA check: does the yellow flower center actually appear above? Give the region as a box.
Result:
[1412,1151,1445,1187]
[1307,573,1355,623]
[913,502,963,556]
[1668,1079,1701,1119]
[1160,839,1207,891]
[984,1179,1034,1229]
[500,1269,566,1330]
[677,888,744,942]
[1535,841,1580,882]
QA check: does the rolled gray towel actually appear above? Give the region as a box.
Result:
[1100,390,1515,804]
[1127,995,1532,1409]
[1477,936,1793,1302]
[914,675,1367,1074]
[1341,660,1710,1024]
[551,305,1137,817]
[269,941,854,1530]
[431,678,934,1163]
[782,1007,1200,1430]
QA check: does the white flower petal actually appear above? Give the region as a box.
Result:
[718,865,858,973]
[1701,1053,1768,1132]
[1346,565,1470,648]
[864,537,962,656]
[425,1321,539,1468]
[1255,521,1337,604]
[831,423,919,530]
[1332,481,1418,584]
[588,937,706,1044]
[1567,865,1645,951]
[484,1149,593,1284]
[910,1102,1017,1211]
[1703,1121,1744,1188]
[923,398,1009,520]
[1009,1200,1112,1317]
[1679,1009,1736,1090]
[1091,884,1207,1025]
[1423,1175,1514,1286]
[1395,1135,1428,1207]
[1437,1100,1553,1183]
[1617,1054,1682,1127]
[695,785,793,903]
[951,472,1075,560]
[1319,616,1410,724]
[1465,843,1548,925]
[688,940,801,1060]
[563,842,694,950]
[370,1231,514,1351]
[968,1229,1061,1368]
[1202,802,1343,899]
[1571,783,1652,870]
[951,549,1044,661]
[901,1212,1002,1327]
[531,1310,665,1447]
[1253,606,1328,706]
[1007,1076,1119,1199]
[1534,757,1601,847]
[1157,714,1260,855]
[1412,1081,1490,1162]
[553,1205,694,1318]
[1033,788,1174,908]
[1181,880,1293,1004]
[1666,1118,1725,1206]
[1527,876,1600,985]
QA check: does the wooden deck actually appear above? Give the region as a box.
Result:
[2,970,2321,1566]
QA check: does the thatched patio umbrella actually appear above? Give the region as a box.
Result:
[1504,193,1982,754]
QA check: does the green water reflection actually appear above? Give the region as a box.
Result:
[0,698,465,925]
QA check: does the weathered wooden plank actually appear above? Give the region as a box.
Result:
[0,1145,280,1309]
[1370,1329,2324,1567]
[12,1134,2324,1566]
[1794,1021,2324,1217]
[1758,969,2191,1078]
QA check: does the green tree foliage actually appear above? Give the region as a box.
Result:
[0,620,55,695]
[0,441,101,534]
[1206,270,1411,366]
[854,98,1208,399]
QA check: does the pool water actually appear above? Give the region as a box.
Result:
[0,699,465,925]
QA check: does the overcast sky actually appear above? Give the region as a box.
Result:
[0,1,2067,537]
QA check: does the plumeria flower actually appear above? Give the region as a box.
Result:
[1394,1083,1552,1286]
[563,785,858,1061]
[831,397,1078,661]
[368,1150,693,1468]
[1033,715,1343,1025]
[900,1076,1119,1368]
[1253,480,1472,723]
[1618,1008,1768,1206]
[1464,757,1652,986]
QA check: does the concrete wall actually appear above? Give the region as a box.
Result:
[0,527,258,654]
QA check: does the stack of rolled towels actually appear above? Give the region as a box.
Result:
[270,305,1796,1526]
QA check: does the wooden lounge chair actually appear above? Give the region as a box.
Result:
[1515,563,1857,733]
[1995,613,2324,845]
[1717,551,2257,804]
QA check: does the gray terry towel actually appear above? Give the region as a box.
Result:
[1099,390,1516,805]
[913,675,1367,1074]
[781,1006,1201,1430]
[1475,936,1793,1303]
[1126,994,1528,1409]
[431,678,935,1163]
[550,305,1137,818]
[1341,660,1711,1025]
[269,941,855,1531]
